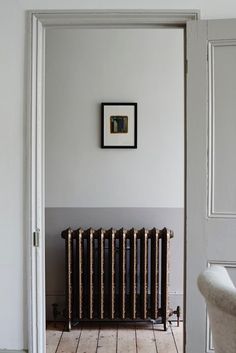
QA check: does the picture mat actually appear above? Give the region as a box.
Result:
[103,105,135,146]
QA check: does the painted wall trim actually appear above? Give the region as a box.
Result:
[31,9,199,27]
[28,12,46,353]
[28,9,199,353]
[0,351,28,353]
[208,39,236,218]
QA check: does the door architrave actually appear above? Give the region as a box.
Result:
[28,9,199,353]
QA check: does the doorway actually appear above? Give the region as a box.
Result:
[28,9,199,350]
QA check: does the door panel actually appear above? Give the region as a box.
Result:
[187,19,236,353]
[212,43,236,214]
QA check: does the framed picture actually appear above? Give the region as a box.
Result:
[101,103,137,148]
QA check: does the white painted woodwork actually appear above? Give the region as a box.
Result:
[208,40,236,216]
[34,10,198,27]
[29,10,198,353]
[187,18,236,353]
[29,14,46,353]
[186,19,208,353]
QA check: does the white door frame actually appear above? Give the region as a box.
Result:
[28,9,199,353]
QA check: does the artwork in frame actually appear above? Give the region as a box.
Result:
[101,103,137,148]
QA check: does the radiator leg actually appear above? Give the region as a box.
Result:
[162,311,168,331]
[65,319,72,332]
[151,318,168,331]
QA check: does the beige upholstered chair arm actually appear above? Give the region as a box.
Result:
[198,265,236,353]
[198,265,236,316]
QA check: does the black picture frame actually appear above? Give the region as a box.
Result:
[101,102,137,148]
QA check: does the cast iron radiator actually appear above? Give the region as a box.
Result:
[61,227,177,331]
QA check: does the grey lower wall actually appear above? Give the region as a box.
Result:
[45,207,184,320]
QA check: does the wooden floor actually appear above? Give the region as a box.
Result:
[46,321,183,353]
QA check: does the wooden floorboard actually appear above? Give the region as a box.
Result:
[46,321,183,353]
[57,326,81,353]
[153,323,177,353]
[136,323,157,353]
[170,323,183,353]
[97,323,117,353]
[76,323,99,353]
[117,323,137,353]
[46,322,64,353]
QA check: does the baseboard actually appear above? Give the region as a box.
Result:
[0,350,28,353]
[46,292,184,321]
[169,292,184,320]
[46,294,65,321]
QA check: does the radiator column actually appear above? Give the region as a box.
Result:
[129,228,137,319]
[118,228,126,319]
[97,229,105,319]
[150,228,159,319]
[76,228,83,320]
[139,228,148,320]
[87,229,94,319]
[161,228,172,331]
[62,228,73,331]
[108,229,115,319]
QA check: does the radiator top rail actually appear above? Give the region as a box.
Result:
[62,227,174,240]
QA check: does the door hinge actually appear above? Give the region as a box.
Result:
[33,228,40,247]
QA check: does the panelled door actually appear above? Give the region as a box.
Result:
[187,19,236,353]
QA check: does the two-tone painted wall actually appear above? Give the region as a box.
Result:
[3,0,236,350]
[45,28,184,320]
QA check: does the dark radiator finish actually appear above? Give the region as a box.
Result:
[61,227,174,331]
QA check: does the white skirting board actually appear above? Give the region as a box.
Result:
[0,351,28,353]
[169,292,184,320]
[46,292,184,321]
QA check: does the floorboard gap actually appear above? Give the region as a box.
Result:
[170,322,179,353]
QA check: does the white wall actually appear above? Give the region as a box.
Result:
[17,0,236,20]
[0,1,25,350]
[3,0,236,350]
[45,28,184,208]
